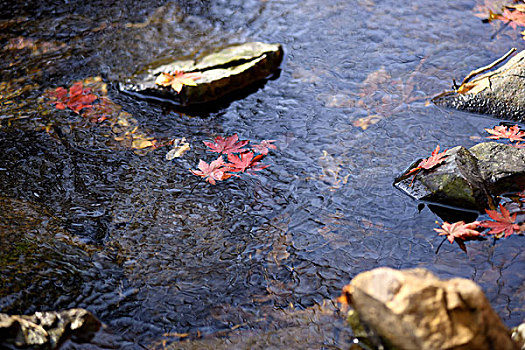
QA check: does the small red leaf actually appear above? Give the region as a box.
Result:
[485,125,525,142]
[203,134,249,155]
[434,221,482,244]
[479,204,521,238]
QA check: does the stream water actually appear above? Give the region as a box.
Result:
[1,0,524,348]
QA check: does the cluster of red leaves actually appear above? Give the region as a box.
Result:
[435,204,523,251]
[485,124,525,147]
[407,145,448,185]
[47,82,98,114]
[191,134,276,185]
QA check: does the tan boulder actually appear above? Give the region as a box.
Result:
[341,267,518,350]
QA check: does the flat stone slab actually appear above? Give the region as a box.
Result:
[120,42,283,106]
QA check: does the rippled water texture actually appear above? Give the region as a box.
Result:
[1,0,524,348]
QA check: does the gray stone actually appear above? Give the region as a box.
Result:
[121,42,283,106]
[0,308,101,349]
[394,142,525,211]
[433,49,525,121]
[342,267,519,350]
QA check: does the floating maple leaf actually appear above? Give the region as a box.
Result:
[190,157,234,185]
[407,145,448,184]
[203,134,249,155]
[251,140,277,155]
[485,124,525,142]
[226,152,269,174]
[47,82,98,114]
[479,204,521,238]
[434,221,482,244]
[497,8,525,29]
[155,71,201,93]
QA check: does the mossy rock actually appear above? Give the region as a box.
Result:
[394,142,525,211]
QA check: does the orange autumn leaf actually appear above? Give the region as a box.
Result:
[155,70,202,93]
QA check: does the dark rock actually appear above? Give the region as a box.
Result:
[341,267,519,350]
[120,42,283,106]
[394,142,525,211]
[0,308,101,349]
[433,49,525,121]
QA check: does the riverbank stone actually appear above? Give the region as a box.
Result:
[120,42,283,106]
[394,142,525,211]
[433,49,525,121]
[340,267,519,350]
[0,309,101,349]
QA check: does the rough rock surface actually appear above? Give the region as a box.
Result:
[0,308,101,349]
[433,49,525,121]
[512,323,525,350]
[343,267,518,350]
[394,142,525,211]
[121,42,283,106]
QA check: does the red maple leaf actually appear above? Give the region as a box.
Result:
[47,82,98,114]
[485,125,525,142]
[203,134,249,155]
[479,204,521,238]
[434,221,482,244]
[415,145,448,171]
[407,145,448,184]
[497,8,525,29]
[226,152,269,174]
[252,139,277,155]
[155,70,201,93]
[190,157,234,185]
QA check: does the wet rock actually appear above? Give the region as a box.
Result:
[121,42,283,106]
[511,323,525,349]
[342,267,519,350]
[0,308,101,349]
[433,49,525,121]
[394,142,525,211]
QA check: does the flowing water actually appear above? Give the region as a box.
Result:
[1,0,524,348]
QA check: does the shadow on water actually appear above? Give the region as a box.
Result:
[1,0,524,348]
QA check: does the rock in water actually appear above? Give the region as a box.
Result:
[433,49,525,121]
[341,267,519,350]
[394,142,525,211]
[121,42,283,106]
[0,308,101,349]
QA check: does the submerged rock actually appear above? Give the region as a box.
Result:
[341,267,519,350]
[433,49,525,121]
[394,142,525,211]
[0,309,101,349]
[121,42,283,106]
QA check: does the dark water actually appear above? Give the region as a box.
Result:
[1,0,524,348]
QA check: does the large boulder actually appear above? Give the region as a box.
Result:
[340,267,519,350]
[121,42,283,106]
[0,308,101,349]
[394,142,525,211]
[433,49,525,121]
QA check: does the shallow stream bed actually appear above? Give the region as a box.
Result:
[1,0,524,348]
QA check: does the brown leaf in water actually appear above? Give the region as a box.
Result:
[352,114,382,130]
